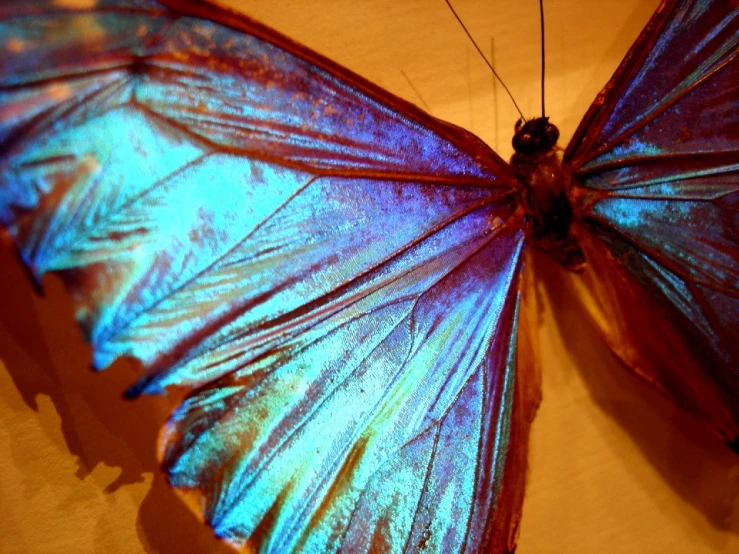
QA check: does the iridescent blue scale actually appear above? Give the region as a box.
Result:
[0,0,737,552]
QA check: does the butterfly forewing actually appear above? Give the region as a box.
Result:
[0,0,538,552]
[565,0,739,443]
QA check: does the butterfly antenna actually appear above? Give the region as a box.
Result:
[539,0,546,117]
[445,0,525,121]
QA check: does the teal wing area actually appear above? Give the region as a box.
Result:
[0,1,538,552]
[160,220,528,553]
[564,0,739,444]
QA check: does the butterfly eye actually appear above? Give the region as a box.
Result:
[511,129,535,154]
[542,121,560,145]
[512,117,560,155]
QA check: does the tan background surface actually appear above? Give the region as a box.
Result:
[1,1,738,552]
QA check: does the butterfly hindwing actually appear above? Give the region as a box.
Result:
[160,220,529,552]
[0,1,538,551]
[565,0,739,442]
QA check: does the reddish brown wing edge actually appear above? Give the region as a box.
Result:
[165,0,515,183]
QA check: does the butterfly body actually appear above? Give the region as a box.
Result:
[511,117,584,269]
[0,0,737,552]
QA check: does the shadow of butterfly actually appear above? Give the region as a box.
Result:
[0,0,736,553]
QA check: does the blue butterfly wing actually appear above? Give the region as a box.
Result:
[0,1,539,551]
[565,0,739,443]
[159,220,530,553]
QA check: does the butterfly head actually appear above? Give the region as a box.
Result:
[512,117,559,155]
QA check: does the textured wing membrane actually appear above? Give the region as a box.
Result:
[565,0,739,442]
[565,0,738,170]
[1,0,512,180]
[161,222,529,553]
[0,1,537,552]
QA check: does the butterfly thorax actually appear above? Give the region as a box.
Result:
[511,117,585,271]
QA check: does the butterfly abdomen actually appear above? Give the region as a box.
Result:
[511,117,585,270]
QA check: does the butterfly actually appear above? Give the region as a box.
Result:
[0,0,736,548]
